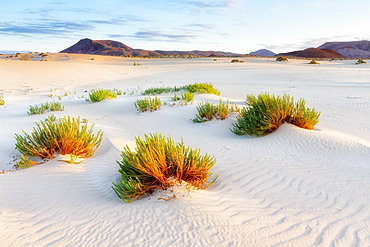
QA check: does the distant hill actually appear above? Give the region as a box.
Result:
[317,41,370,58]
[60,38,241,57]
[249,49,275,56]
[277,48,346,59]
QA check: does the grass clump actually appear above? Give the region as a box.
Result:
[356,59,366,64]
[142,87,175,95]
[27,101,64,115]
[181,91,194,102]
[86,89,118,103]
[112,133,217,202]
[14,116,103,160]
[231,59,245,63]
[308,60,320,64]
[135,96,162,112]
[192,99,239,123]
[182,83,220,96]
[276,56,288,62]
[0,94,4,106]
[231,93,320,136]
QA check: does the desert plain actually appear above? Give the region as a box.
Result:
[0,54,370,246]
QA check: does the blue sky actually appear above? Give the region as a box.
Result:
[1,0,369,54]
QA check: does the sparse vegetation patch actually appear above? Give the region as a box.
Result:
[308,60,320,64]
[27,101,64,115]
[0,95,4,106]
[86,89,120,103]
[192,99,239,123]
[231,93,320,136]
[276,56,288,62]
[112,133,217,202]
[135,96,162,112]
[15,116,103,160]
[356,59,366,64]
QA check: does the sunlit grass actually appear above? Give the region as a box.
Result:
[15,116,103,160]
[112,133,217,202]
[231,93,320,136]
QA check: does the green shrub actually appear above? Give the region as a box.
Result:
[112,133,217,202]
[356,59,366,64]
[308,60,320,64]
[27,101,64,115]
[231,93,320,136]
[276,56,288,62]
[192,99,239,123]
[231,59,245,63]
[87,89,118,103]
[135,97,162,112]
[14,116,103,160]
[192,102,217,123]
[0,94,4,106]
[142,87,175,95]
[181,91,194,102]
[182,83,220,95]
[172,92,180,101]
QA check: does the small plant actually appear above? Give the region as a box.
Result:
[15,155,40,169]
[276,56,288,62]
[133,62,141,66]
[192,99,239,123]
[135,97,162,112]
[142,87,174,95]
[182,83,220,96]
[14,116,103,160]
[86,89,118,103]
[111,133,217,202]
[231,93,320,136]
[192,102,216,123]
[0,94,5,106]
[308,60,320,64]
[181,91,194,102]
[231,59,245,63]
[172,92,180,101]
[356,59,366,64]
[27,101,64,115]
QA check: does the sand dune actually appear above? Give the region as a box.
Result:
[0,54,369,246]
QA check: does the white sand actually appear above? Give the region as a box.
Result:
[1,54,370,246]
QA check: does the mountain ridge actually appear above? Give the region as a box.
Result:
[60,38,242,57]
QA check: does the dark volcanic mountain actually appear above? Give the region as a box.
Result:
[317,41,370,58]
[60,38,162,56]
[249,49,275,56]
[61,38,241,57]
[277,48,346,58]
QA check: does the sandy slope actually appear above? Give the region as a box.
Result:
[0,55,369,246]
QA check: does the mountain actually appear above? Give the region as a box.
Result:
[249,49,275,56]
[277,48,346,58]
[317,41,370,58]
[60,38,162,57]
[60,38,241,57]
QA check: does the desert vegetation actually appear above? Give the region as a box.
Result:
[0,95,4,106]
[142,83,220,96]
[276,56,288,62]
[192,99,239,123]
[86,89,121,103]
[27,101,64,115]
[308,60,320,64]
[111,133,217,202]
[14,116,103,161]
[231,93,320,136]
[356,59,366,64]
[135,97,162,112]
[231,59,245,63]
